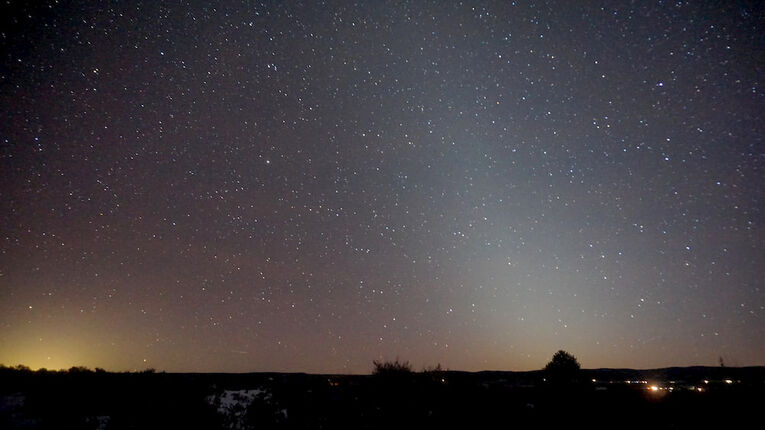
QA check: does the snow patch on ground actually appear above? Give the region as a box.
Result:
[213,389,267,414]
[0,393,25,412]
[87,415,110,430]
[207,388,270,429]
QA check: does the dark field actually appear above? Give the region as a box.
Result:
[1,365,763,429]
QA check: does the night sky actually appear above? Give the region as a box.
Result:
[1,1,763,374]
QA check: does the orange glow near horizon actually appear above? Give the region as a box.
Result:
[0,323,125,372]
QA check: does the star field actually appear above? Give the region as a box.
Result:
[1,1,763,373]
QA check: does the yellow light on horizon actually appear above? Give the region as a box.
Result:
[1,328,106,371]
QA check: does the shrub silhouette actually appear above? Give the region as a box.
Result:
[544,350,581,384]
[421,363,444,373]
[372,358,412,376]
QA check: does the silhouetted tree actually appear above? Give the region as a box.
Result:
[544,350,580,384]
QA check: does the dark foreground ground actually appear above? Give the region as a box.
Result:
[1,365,763,429]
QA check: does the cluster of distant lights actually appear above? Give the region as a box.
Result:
[646,379,735,394]
[589,378,736,394]
[648,385,702,393]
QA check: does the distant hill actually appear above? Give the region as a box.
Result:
[1,364,764,429]
[458,365,765,385]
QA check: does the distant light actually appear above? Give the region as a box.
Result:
[703,380,709,384]
[592,379,597,383]
[649,385,659,392]
[724,379,733,384]
[697,387,703,392]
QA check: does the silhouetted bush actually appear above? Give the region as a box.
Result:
[421,363,448,384]
[372,358,412,376]
[422,363,444,373]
